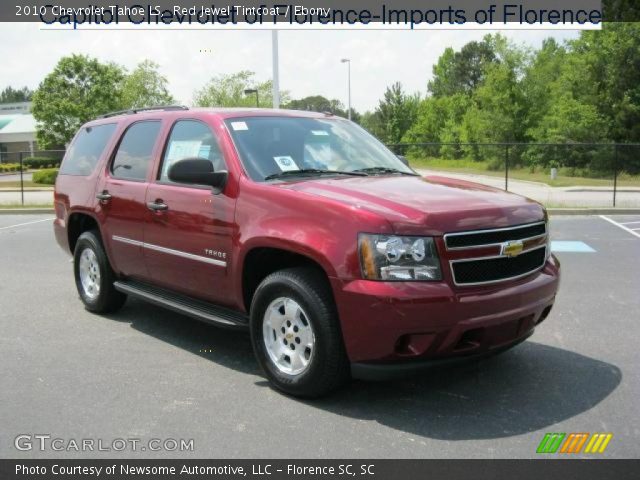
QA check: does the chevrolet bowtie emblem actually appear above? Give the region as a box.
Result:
[502,240,524,257]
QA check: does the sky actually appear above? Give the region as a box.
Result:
[1,24,580,112]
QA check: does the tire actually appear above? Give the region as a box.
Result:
[73,230,127,314]
[250,267,350,398]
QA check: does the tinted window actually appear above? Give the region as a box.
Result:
[111,121,161,181]
[159,120,225,183]
[60,123,117,175]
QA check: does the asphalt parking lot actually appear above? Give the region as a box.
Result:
[1,214,638,459]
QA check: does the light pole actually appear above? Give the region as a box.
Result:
[272,30,280,109]
[244,88,259,108]
[341,58,351,121]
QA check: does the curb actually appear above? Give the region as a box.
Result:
[547,208,640,215]
[0,208,55,214]
[0,189,54,192]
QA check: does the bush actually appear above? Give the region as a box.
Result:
[23,156,62,169]
[32,168,59,185]
[0,163,26,173]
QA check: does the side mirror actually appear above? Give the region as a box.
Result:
[168,158,228,194]
[396,154,409,166]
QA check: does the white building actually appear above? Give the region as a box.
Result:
[0,102,37,163]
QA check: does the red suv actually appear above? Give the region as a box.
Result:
[54,106,560,397]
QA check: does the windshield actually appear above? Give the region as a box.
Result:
[224,116,415,181]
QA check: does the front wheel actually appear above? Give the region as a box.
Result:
[250,267,350,398]
[73,230,127,313]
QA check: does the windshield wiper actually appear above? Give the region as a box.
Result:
[352,167,418,176]
[264,169,368,181]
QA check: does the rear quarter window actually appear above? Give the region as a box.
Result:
[60,123,117,176]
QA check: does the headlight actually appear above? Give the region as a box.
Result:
[358,234,442,281]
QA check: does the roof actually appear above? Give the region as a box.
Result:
[190,107,338,119]
[0,117,14,130]
[86,107,342,128]
[0,114,36,134]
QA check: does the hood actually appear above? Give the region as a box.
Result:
[280,174,545,235]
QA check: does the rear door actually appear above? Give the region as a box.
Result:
[96,120,162,280]
[143,119,236,304]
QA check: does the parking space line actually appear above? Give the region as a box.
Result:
[600,215,640,239]
[551,241,596,253]
[620,221,640,225]
[0,218,55,231]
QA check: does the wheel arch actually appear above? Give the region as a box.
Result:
[67,211,102,254]
[239,241,336,314]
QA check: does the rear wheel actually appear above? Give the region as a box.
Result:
[73,230,127,313]
[250,267,350,398]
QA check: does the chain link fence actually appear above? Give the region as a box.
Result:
[2,144,640,208]
[388,142,640,208]
[0,150,65,206]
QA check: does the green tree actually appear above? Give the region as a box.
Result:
[284,95,360,122]
[359,110,384,138]
[525,40,605,145]
[571,23,640,144]
[428,37,497,97]
[403,94,471,144]
[521,38,567,138]
[459,36,530,162]
[121,60,175,109]
[193,71,288,108]
[403,94,471,158]
[0,86,33,103]
[285,95,342,113]
[31,54,125,147]
[367,82,420,144]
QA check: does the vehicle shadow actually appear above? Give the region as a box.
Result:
[106,297,260,376]
[311,342,622,440]
[111,298,622,441]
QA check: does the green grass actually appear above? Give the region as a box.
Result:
[409,157,640,188]
[0,203,54,209]
[0,181,51,189]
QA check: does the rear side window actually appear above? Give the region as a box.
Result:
[111,121,161,181]
[60,123,117,176]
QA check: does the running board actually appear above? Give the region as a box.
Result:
[114,280,248,329]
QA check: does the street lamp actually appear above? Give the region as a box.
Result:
[244,88,259,108]
[340,58,351,121]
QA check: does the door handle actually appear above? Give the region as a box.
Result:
[96,191,112,201]
[147,201,168,212]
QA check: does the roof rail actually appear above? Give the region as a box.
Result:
[98,105,189,119]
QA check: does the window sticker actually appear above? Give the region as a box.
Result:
[231,121,248,131]
[273,156,299,172]
[197,145,211,158]
[166,140,202,161]
[311,130,329,136]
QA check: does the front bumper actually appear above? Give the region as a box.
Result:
[330,255,560,366]
[351,330,533,381]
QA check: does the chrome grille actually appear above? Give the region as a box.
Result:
[444,221,546,250]
[445,221,548,286]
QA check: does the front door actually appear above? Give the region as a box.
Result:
[96,120,162,280]
[143,119,235,305]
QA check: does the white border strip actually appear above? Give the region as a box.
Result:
[112,235,227,267]
[600,216,640,239]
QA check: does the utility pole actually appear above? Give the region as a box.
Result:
[272,30,280,108]
[341,58,351,120]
